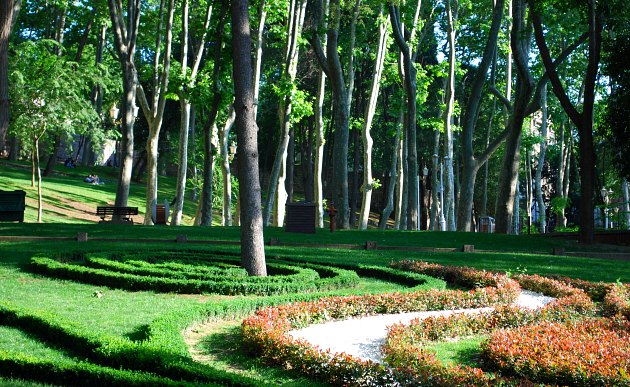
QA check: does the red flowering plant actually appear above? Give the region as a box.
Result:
[241,262,520,385]
[481,317,630,386]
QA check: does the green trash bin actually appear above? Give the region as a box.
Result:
[0,190,26,222]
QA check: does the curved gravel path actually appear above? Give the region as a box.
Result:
[288,290,554,363]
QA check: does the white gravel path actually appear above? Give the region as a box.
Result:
[288,290,555,363]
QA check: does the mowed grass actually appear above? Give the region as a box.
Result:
[1,160,630,385]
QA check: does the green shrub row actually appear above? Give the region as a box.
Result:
[84,256,319,284]
[29,255,360,296]
[1,289,378,386]
[0,350,192,387]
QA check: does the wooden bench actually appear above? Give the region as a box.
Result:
[96,206,138,224]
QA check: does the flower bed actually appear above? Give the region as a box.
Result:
[241,261,520,385]
[380,273,598,385]
[482,318,630,386]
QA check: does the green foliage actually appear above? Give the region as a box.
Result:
[8,40,105,156]
[29,251,360,296]
[550,196,571,216]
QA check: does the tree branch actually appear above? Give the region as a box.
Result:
[531,3,581,126]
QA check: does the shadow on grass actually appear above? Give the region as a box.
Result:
[197,324,328,387]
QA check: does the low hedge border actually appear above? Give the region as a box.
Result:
[382,275,598,385]
[240,262,521,385]
[1,288,392,386]
[482,317,630,386]
[83,256,320,284]
[29,253,360,296]
[0,350,192,387]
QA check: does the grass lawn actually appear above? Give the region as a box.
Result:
[1,160,630,385]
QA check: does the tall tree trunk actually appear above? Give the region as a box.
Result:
[108,0,141,216]
[263,0,307,227]
[390,5,418,230]
[555,119,567,228]
[172,0,213,225]
[231,0,266,276]
[534,83,548,233]
[443,0,457,231]
[359,9,389,229]
[313,32,327,228]
[198,2,228,226]
[0,0,21,152]
[456,0,505,231]
[136,0,175,225]
[379,115,402,229]
[306,0,351,228]
[531,0,602,243]
[495,0,533,234]
[221,108,235,226]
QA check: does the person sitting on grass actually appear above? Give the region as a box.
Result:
[64,157,76,168]
[84,174,103,184]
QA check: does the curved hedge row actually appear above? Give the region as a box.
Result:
[382,275,598,385]
[241,261,521,385]
[29,251,361,296]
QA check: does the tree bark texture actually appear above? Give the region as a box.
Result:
[359,10,388,230]
[531,0,602,244]
[231,0,267,276]
[108,0,141,215]
[495,0,534,234]
[0,0,21,152]
[456,0,505,231]
[390,5,418,230]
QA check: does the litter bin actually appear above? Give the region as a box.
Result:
[0,190,26,222]
[285,202,316,233]
[151,199,170,225]
[478,216,495,233]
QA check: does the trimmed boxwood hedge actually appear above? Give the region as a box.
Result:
[29,251,361,296]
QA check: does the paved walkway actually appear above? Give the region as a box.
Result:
[288,290,554,363]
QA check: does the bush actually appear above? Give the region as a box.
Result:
[29,251,360,296]
[482,318,630,386]
[241,261,520,385]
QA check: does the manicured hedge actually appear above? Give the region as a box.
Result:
[29,252,360,296]
[382,275,598,386]
[0,350,191,387]
[482,318,630,386]
[241,261,520,385]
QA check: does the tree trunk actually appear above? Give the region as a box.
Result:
[221,108,235,226]
[0,0,21,152]
[108,0,141,216]
[359,10,388,230]
[443,0,457,231]
[379,115,401,229]
[623,179,630,230]
[314,56,327,228]
[286,127,295,204]
[531,1,602,244]
[199,2,228,226]
[534,83,548,233]
[495,0,533,234]
[456,0,505,231]
[390,5,418,230]
[263,0,307,227]
[231,0,267,276]
[306,0,351,228]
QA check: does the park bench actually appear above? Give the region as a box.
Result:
[96,206,138,224]
[0,190,26,222]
